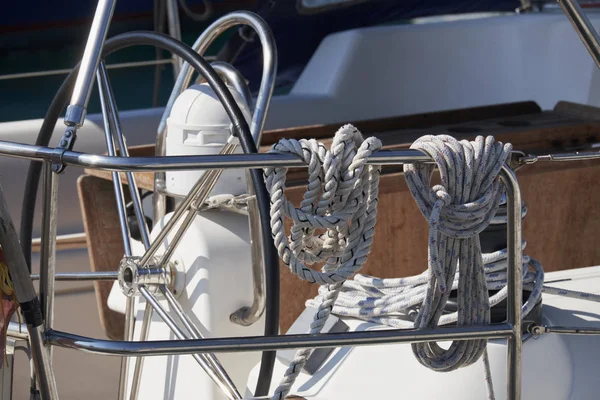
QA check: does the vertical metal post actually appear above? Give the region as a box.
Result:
[0,180,58,399]
[501,165,523,400]
[128,302,152,400]
[39,162,59,362]
[29,327,58,400]
[64,0,116,127]
[559,0,600,69]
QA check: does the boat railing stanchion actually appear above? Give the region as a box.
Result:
[0,173,59,399]
[39,161,60,365]
[501,165,524,400]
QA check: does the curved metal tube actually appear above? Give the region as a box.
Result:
[157,10,277,142]
[153,11,276,327]
[153,10,277,218]
[229,192,267,326]
[211,61,253,111]
[46,324,515,356]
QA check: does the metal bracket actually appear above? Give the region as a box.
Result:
[51,126,78,173]
[508,150,528,172]
[528,325,548,338]
[528,324,600,336]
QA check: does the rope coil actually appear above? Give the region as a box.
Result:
[264,124,381,399]
[267,132,551,399]
[264,124,382,286]
[403,135,511,376]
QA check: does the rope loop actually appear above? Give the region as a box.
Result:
[266,125,382,400]
[430,184,451,207]
[402,135,512,377]
[264,124,382,285]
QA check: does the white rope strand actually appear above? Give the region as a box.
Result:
[264,124,382,400]
[307,244,544,328]
[402,135,511,380]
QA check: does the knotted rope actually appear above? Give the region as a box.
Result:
[304,135,526,399]
[402,135,511,379]
[264,124,382,400]
[266,130,600,398]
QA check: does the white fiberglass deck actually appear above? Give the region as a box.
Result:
[249,266,600,400]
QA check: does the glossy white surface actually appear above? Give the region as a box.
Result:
[165,83,250,197]
[248,266,600,399]
[124,210,264,399]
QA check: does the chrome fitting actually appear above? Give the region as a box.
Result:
[528,324,548,337]
[64,105,87,128]
[118,256,174,297]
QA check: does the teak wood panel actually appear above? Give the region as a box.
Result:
[77,175,126,340]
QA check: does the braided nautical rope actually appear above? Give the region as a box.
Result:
[264,124,382,400]
[307,244,544,328]
[266,130,600,399]
[402,135,512,385]
[265,132,517,398]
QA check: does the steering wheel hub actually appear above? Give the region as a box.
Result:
[118,256,174,297]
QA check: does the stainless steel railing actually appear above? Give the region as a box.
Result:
[2,137,525,400]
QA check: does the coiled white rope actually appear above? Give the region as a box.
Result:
[307,244,544,328]
[264,124,382,400]
[399,135,511,398]
[265,131,595,399]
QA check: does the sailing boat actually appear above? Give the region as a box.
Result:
[1,0,599,399]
